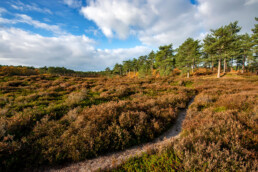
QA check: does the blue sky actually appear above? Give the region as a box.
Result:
[0,0,257,71]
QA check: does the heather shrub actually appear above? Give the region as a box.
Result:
[0,118,7,138]
[115,76,258,171]
[65,88,88,106]
[193,68,212,76]
[182,79,257,171]
[0,75,195,171]
[172,68,181,76]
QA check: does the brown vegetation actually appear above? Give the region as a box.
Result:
[0,75,195,171]
[114,75,258,171]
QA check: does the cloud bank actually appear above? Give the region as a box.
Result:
[0,27,150,71]
[81,0,258,46]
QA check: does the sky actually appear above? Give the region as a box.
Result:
[0,0,257,71]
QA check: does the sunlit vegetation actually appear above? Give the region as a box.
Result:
[113,75,258,171]
[0,74,195,171]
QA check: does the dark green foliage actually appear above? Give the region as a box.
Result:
[155,44,175,76]
[0,65,101,77]
[176,38,201,76]
[39,66,100,77]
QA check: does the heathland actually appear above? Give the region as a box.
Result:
[0,72,257,171]
[0,19,258,171]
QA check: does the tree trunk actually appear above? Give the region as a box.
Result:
[211,58,214,72]
[192,58,195,73]
[242,55,245,74]
[230,57,233,72]
[217,58,221,78]
[223,58,227,73]
[187,72,190,78]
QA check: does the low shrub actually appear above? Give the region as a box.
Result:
[0,75,195,171]
[193,68,212,76]
[114,76,258,171]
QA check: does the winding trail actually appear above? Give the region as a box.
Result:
[44,97,195,172]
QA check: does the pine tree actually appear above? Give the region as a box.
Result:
[123,60,133,75]
[226,21,241,72]
[148,50,156,72]
[238,34,253,73]
[155,44,175,76]
[176,38,201,78]
[113,63,123,75]
[203,34,216,72]
[251,17,258,73]
[210,21,241,78]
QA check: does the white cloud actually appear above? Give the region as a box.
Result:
[245,0,258,5]
[11,1,52,14]
[63,0,82,8]
[11,5,23,11]
[80,0,156,39]
[0,8,7,15]
[17,14,65,35]
[85,27,101,36]
[0,27,150,71]
[81,0,258,47]
[196,0,258,33]
[0,14,65,35]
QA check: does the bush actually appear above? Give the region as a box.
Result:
[65,88,88,106]
[193,68,212,76]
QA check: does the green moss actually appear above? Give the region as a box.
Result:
[214,106,227,112]
[113,150,183,172]
[185,81,193,88]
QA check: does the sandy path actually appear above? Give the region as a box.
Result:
[42,97,195,172]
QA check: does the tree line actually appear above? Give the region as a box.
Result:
[0,65,101,77]
[108,19,258,78]
[38,66,100,77]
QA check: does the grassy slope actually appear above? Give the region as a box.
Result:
[113,74,258,171]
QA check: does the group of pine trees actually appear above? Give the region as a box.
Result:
[109,19,258,78]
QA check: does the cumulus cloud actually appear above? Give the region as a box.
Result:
[196,0,258,33]
[81,0,258,47]
[0,27,150,71]
[63,0,82,8]
[80,0,157,39]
